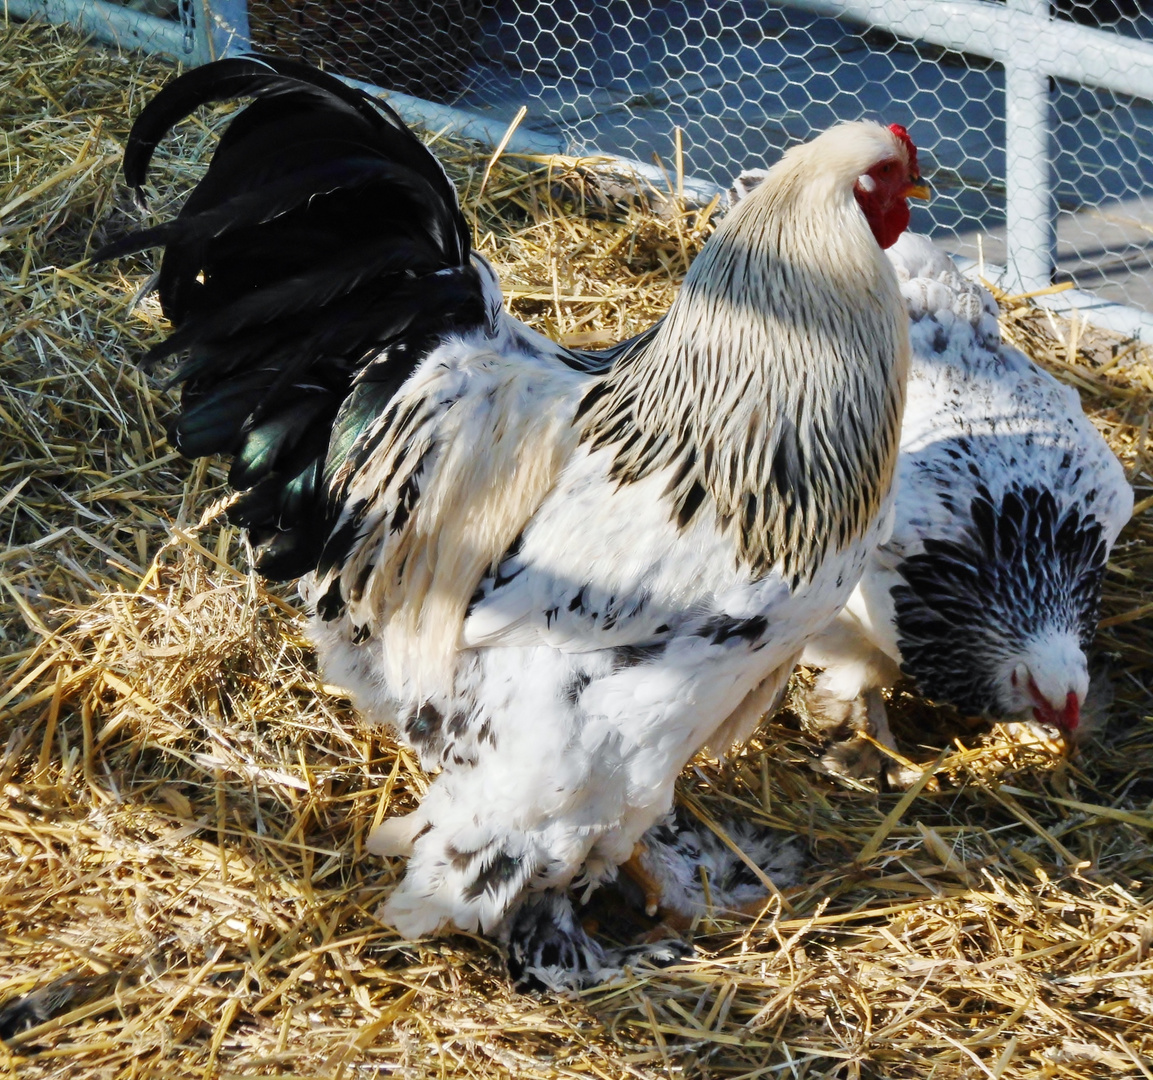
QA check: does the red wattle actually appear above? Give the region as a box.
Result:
[1029,684,1080,734]
[1060,690,1080,732]
[874,200,911,250]
[855,188,911,249]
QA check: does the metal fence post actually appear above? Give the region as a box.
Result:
[1004,0,1055,293]
[7,0,195,61]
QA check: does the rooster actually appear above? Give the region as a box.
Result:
[96,56,925,953]
[793,233,1134,778]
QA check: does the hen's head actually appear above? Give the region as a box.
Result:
[892,488,1108,737]
[852,123,929,249]
[998,634,1088,733]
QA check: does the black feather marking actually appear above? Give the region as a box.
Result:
[676,480,707,530]
[769,419,802,503]
[741,492,758,537]
[612,643,666,670]
[447,844,479,872]
[350,559,377,604]
[316,498,370,583]
[463,850,526,902]
[447,711,469,739]
[316,577,345,622]
[405,703,444,756]
[493,561,524,590]
[573,378,613,422]
[695,614,768,645]
[390,472,422,534]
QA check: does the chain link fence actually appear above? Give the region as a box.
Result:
[10,0,1153,318]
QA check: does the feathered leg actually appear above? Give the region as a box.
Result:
[800,622,908,783]
[503,808,803,990]
[502,889,692,992]
[624,808,803,923]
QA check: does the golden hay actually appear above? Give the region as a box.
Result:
[2,18,1152,1079]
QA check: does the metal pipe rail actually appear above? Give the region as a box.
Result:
[8,0,193,59]
[7,0,249,65]
[788,0,1153,100]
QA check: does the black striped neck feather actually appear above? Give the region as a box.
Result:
[580,121,911,586]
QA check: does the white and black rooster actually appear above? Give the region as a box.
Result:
[789,230,1134,777]
[97,57,926,970]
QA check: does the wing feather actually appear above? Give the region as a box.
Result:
[310,340,589,695]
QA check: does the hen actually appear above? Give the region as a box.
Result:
[795,232,1134,776]
[96,56,924,944]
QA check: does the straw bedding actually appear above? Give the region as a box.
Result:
[2,19,1152,1078]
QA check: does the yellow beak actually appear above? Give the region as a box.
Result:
[906,179,931,200]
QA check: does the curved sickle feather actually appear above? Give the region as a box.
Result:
[122,55,406,193]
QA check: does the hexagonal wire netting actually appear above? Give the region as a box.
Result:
[239,0,1153,311]
[35,0,1153,310]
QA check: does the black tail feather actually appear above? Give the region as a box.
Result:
[96,55,481,579]
[117,56,443,198]
[146,238,446,367]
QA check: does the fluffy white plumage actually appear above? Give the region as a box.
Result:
[101,59,923,947]
[317,266,892,938]
[322,127,914,939]
[799,232,1133,767]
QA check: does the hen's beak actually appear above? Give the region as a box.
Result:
[1028,679,1081,735]
[906,177,930,200]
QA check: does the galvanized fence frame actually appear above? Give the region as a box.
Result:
[6,0,248,67]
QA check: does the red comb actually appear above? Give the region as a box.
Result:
[888,123,920,174]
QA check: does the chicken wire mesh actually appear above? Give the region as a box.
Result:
[242,0,1153,311]
[9,0,1153,310]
